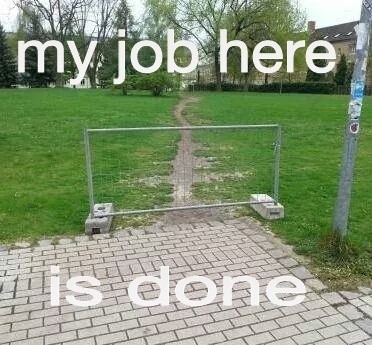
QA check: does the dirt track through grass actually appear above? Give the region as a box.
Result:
[170,96,199,205]
[162,96,236,225]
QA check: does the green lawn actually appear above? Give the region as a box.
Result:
[0,89,178,243]
[1,89,371,285]
[188,92,372,286]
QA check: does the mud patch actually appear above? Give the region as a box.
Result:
[194,170,253,183]
[118,176,169,188]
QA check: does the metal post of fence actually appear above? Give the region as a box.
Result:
[84,129,95,218]
[333,1,372,237]
[273,126,282,204]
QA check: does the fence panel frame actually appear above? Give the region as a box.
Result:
[84,124,282,218]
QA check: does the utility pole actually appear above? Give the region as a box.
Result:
[333,0,372,237]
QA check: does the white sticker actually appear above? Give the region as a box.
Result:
[349,101,362,120]
[362,56,368,72]
[356,23,369,50]
[364,0,372,13]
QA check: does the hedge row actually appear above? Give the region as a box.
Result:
[188,82,339,94]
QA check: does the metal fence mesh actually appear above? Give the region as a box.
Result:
[85,125,281,217]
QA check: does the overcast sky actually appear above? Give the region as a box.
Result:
[0,0,362,32]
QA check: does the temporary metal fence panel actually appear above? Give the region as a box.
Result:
[84,125,282,218]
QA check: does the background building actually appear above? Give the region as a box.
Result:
[308,20,357,64]
[308,20,372,89]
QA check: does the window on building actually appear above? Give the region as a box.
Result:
[81,79,86,86]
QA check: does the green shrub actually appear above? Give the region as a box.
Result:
[113,72,180,96]
[189,82,338,95]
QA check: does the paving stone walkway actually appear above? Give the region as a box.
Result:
[0,217,371,345]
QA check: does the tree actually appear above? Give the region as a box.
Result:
[160,0,230,91]
[145,0,305,91]
[142,0,230,90]
[0,23,17,88]
[16,0,129,88]
[226,0,306,88]
[101,0,183,94]
[17,11,56,87]
[98,0,138,88]
[115,0,134,33]
[334,54,348,86]
[16,0,89,87]
[73,0,121,88]
[346,62,354,86]
[144,0,192,75]
[306,46,328,82]
[260,0,306,84]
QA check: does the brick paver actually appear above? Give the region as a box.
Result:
[0,218,371,344]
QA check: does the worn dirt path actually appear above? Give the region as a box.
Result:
[161,96,234,225]
[170,96,199,206]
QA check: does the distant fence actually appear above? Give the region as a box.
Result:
[188,82,372,96]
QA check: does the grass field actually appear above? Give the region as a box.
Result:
[188,92,372,286]
[0,89,178,243]
[0,89,371,285]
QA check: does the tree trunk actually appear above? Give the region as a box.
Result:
[244,73,249,91]
[214,50,222,91]
[153,85,162,96]
[90,77,97,89]
[87,59,100,89]
[55,74,64,88]
[88,68,97,89]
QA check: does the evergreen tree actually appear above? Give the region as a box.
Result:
[334,54,348,86]
[19,13,55,87]
[98,0,137,88]
[346,62,354,85]
[306,46,328,82]
[115,0,134,33]
[0,22,17,88]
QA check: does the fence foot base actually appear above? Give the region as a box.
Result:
[85,203,114,235]
[250,194,284,220]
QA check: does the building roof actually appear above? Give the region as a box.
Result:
[315,21,358,43]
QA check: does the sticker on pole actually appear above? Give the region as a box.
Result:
[352,81,365,102]
[363,0,372,13]
[350,122,360,135]
[356,23,369,50]
[349,101,362,120]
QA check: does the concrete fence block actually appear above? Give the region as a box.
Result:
[85,203,114,235]
[250,194,284,220]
